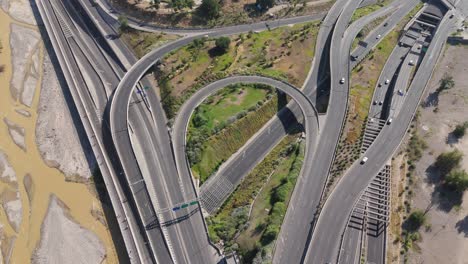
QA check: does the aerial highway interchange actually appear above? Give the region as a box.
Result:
[34,0,466,263]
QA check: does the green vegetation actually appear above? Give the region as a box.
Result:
[118,15,129,34]
[207,136,304,261]
[256,0,275,10]
[214,36,231,53]
[120,30,179,58]
[437,73,455,92]
[350,0,390,24]
[406,210,426,231]
[156,21,319,119]
[406,134,427,163]
[434,149,463,176]
[188,90,282,182]
[170,0,194,11]
[445,170,468,193]
[452,121,468,139]
[198,0,220,20]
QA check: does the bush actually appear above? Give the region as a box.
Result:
[198,0,220,20]
[452,122,468,139]
[170,0,194,11]
[272,182,291,203]
[261,224,279,245]
[406,210,426,231]
[437,73,455,92]
[434,149,463,176]
[118,15,129,33]
[445,169,468,193]
[215,37,231,53]
[256,0,275,9]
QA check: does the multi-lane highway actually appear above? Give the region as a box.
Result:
[35,0,460,262]
[306,9,456,263]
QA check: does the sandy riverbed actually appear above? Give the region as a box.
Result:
[0,4,118,264]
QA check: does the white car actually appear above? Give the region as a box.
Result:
[376,34,381,39]
[385,79,390,85]
[361,157,368,164]
[340,78,345,84]
[409,60,414,66]
[387,118,393,125]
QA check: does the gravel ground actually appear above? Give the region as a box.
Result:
[0,0,36,25]
[407,44,468,264]
[9,23,40,107]
[3,118,26,151]
[0,188,23,233]
[0,150,17,184]
[32,195,106,264]
[35,54,95,182]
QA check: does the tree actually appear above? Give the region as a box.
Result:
[170,0,194,11]
[118,15,129,34]
[406,210,426,231]
[453,122,468,139]
[445,169,468,193]
[256,0,275,9]
[215,36,231,53]
[437,73,455,92]
[198,0,220,20]
[434,149,463,176]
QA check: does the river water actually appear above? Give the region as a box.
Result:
[0,9,117,263]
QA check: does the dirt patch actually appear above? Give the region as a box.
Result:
[405,44,468,264]
[0,187,22,232]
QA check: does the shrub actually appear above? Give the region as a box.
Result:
[272,182,291,203]
[198,0,220,20]
[452,121,468,139]
[437,73,455,92]
[256,0,275,9]
[261,224,279,245]
[406,210,426,231]
[434,149,463,176]
[445,169,468,193]
[215,37,231,53]
[118,15,129,33]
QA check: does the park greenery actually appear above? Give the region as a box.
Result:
[155,21,319,120]
[207,137,304,262]
[186,84,279,182]
[445,169,468,193]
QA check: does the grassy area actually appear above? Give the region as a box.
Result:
[155,21,320,119]
[120,29,180,58]
[327,3,424,193]
[207,135,304,261]
[189,84,273,132]
[350,0,390,24]
[188,91,285,182]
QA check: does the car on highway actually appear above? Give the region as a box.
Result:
[361,157,368,164]
[409,60,414,66]
[387,118,393,125]
[379,101,383,105]
[378,83,382,87]
[398,89,404,96]
[340,78,345,84]
[385,79,390,85]
[376,34,381,39]
[373,100,377,105]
